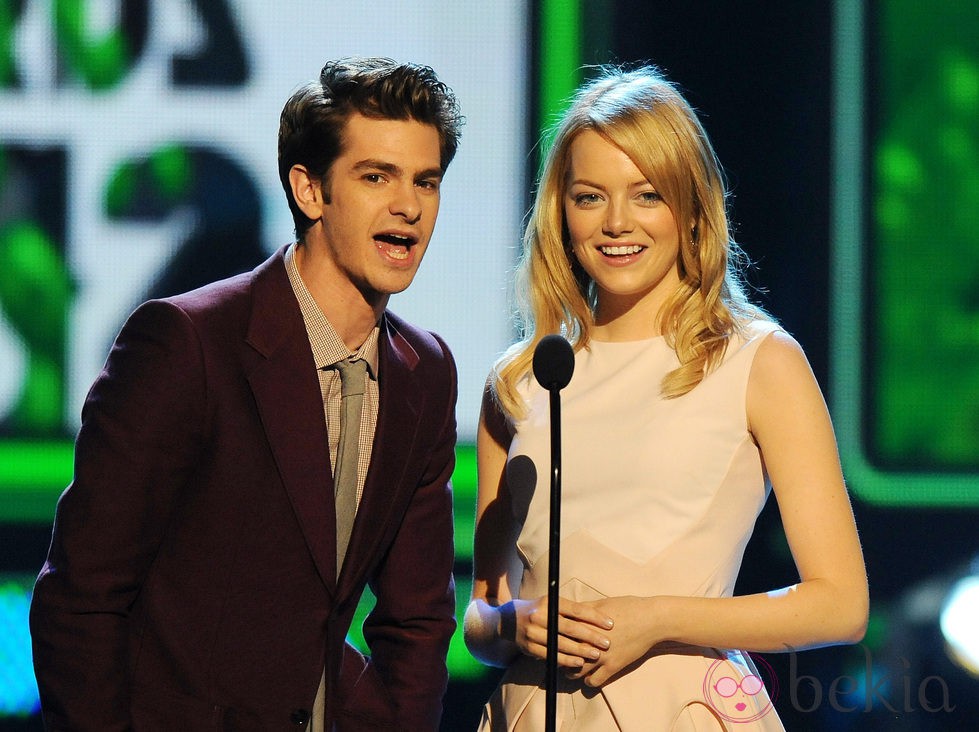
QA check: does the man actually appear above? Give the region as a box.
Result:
[30,57,464,731]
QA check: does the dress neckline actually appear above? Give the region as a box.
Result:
[587,333,667,346]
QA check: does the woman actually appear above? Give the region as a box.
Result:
[464,65,868,730]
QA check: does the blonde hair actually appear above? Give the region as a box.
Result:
[493,65,768,420]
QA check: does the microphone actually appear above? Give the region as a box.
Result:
[533,334,575,391]
[532,334,574,732]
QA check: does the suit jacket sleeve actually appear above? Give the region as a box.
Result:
[29,300,207,732]
[363,332,458,731]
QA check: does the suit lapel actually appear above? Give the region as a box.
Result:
[337,314,424,595]
[243,249,338,595]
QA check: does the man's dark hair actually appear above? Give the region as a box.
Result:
[278,57,464,239]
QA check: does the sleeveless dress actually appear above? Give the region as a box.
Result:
[479,321,786,731]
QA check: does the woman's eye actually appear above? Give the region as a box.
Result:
[638,190,662,203]
[574,193,601,206]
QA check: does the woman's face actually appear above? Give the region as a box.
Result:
[564,130,682,327]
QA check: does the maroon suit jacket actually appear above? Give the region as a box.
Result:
[29,247,458,731]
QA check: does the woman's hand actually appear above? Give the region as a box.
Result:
[566,596,661,686]
[501,596,614,669]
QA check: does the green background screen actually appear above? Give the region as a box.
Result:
[832,0,979,506]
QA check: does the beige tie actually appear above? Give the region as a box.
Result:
[333,357,367,578]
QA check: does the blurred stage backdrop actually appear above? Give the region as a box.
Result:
[1,1,978,730]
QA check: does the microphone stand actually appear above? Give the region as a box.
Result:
[532,334,574,732]
[544,381,562,732]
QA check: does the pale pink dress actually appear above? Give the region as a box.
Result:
[479,321,787,731]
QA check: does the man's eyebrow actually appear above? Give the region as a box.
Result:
[352,159,402,176]
[351,160,443,181]
[416,167,444,181]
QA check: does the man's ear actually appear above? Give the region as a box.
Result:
[289,165,325,221]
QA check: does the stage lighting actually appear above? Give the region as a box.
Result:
[939,565,979,677]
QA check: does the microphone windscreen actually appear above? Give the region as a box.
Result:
[532,334,575,390]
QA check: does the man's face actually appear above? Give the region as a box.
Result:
[313,113,443,306]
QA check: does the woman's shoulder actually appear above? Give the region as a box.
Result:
[720,318,785,363]
[744,324,815,398]
[716,320,815,393]
[738,318,783,343]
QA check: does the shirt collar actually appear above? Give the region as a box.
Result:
[285,242,379,378]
